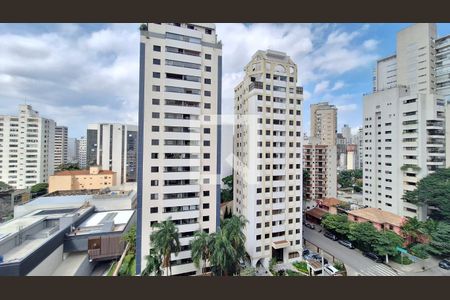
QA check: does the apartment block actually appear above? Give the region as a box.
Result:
[233,49,303,268]
[0,105,55,189]
[54,126,68,170]
[48,166,116,193]
[363,23,446,220]
[86,123,138,184]
[67,138,79,164]
[136,23,222,276]
[78,137,87,169]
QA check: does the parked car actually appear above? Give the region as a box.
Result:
[363,252,383,263]
[438,259,450,270]
[304,222,316,229]
[302,249,311,257]
[311,254,328,265]
[338,240,354,249]
[324,231,338,241]
[324,265,340,276]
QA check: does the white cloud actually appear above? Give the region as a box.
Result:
[363,39,379,50]
[331,80,345,91]
[313,80,330,94]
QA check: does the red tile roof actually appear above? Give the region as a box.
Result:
[54,170,115,176]
[348,208,404,227]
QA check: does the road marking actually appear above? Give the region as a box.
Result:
[359,264,402,276]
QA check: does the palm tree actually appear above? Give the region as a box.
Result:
[401,217,423,245]
[150,218,181,276]
[222,215,247,273]
[122,225,136,254]
[209,229,236,276]
[190,231,214,274]
[141,249,162,276]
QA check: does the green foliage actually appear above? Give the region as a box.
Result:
[223,206,233,219]
[348,222,380,252]
[240,266,256,276]
[293,261,308,273]
[150,218,181,276]
[286,269,304,276]
[190,231,214,272]
[333,261,345,272]
[400,164,421,172]
[139,23,148,31]
[107,261,117,276]
[338,170,363,189]
[118,254,135,276]
[221,175,233,203]
[321,214,351,237]
[122,225,136,254]
[269,258,277,274]
[373,230,404,261]
[392,254,413,265]
[427,221,450,257]
[402,168,450,222]
[0,181,12,191]
[142,249,162,276]
[409,243,431,259]
[57,163,81,171]
[30,183,48,194]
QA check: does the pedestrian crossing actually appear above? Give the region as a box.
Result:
[358,264,403,276]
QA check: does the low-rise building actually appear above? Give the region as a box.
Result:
[48,166,116,193]
[347,207,405,235]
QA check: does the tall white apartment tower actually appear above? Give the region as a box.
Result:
[233,50,303,268]
[363,23,446,220]
[136,23,222,276]
[54,126,68,170]
[0,105,55,189]
[77,136,87,169]
[86,123,138,184]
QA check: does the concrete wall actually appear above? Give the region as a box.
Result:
[27,244,64,276]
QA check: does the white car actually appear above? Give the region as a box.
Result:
[324,265,340,276]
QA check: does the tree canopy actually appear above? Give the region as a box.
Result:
[30,183,48,194]
[402,168,450,222]
[0,181,12,191]
[373,230,404,262]
[427,221,450,257]
[321,214,351,237]
[348,222,379,252]
[221,175,233,203]
[338,170,363,190]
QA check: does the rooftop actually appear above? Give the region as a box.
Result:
[318,198,344,208]
[348,208,405,227]
[68,210,134,236]
[305,207,328,220]
[53,170,115,176]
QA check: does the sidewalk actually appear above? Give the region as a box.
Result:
[387,256,439,274]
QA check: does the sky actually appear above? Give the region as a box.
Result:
[2,23,450,175]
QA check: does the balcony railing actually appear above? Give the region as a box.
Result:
[249,81,263,91]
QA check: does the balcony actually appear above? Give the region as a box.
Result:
[249,81,263,91]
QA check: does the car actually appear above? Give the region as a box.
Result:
[363,252,383,263]
[302,249,311,257]
[311,254,328,265]
[438,259,450,270]
[304,222,316,229]
[338,240,354,249]
[324,232,338,241]
[324,265,340,276]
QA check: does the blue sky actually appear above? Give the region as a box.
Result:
[1,23,450,140]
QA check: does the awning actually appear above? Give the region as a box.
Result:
[272,240,290,249]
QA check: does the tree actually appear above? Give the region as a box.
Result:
[348,222,380,252]
[402,168,450,222]
[401,217,423,245]
[141,249,162,276]
[122,225,136,254]
[223,206,232,219]
[57,163,81,171]
[190,231,214,273]
[0,181,12,191]
[321,214,350,237]
[338,170,363,189]
[30,183,48,194]
[373,230,404,263]
[150,218,181,276]
[221,175,233,203]
[240,266,256,276]
[410,243,431,259]
[427,221,450,257]
[209,229,236,276]
[303,169,310,198]
[221,215,247,274]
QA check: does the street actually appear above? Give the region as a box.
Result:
[303,226,402,276]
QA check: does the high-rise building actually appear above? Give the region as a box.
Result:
[136,23,222,276]
[233,49,303,268]
[336,133,347,171]
[86,123,138,184]
[353,128,364,170]
[346,144,357,170]
[54,126,68,170]
[67,137,79,164]
[310,102,337,146]
[363,23,446,220]
[78,136,87,169]
[0,105,55,189]
[341,124,352,143]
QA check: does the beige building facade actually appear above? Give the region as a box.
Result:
[48,166,116,193]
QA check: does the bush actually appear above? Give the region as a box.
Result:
[392,254,413,265]
[333,261,345,272]
[293,261,308,273]
[286,269,304,276]
[409,244,430,259]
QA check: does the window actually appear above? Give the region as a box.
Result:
[153,58,160,65]
[204,128,210,134]
[151,180,158,186]
[204,91,211,97]
[153,45,161,52]
[150,207,158,213]
[204,78,211,84]
[153,72,160,78]
[204,153,210,159]
[152,98,160,105]
[203,191,210,197]
[205,54,212,60]
[152,112,160,118]
[150,194,158,200]
[206,28,212,34]
[152,126,159,132]
[203,166,210,171]
[203,203,210,209]
[204,103,211,109]
[151,139,159,145]
[152,85,160,92]
[151,167,159,172]
[204,140,210,146]
[151,153,158,159]
[205,66,211,72]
